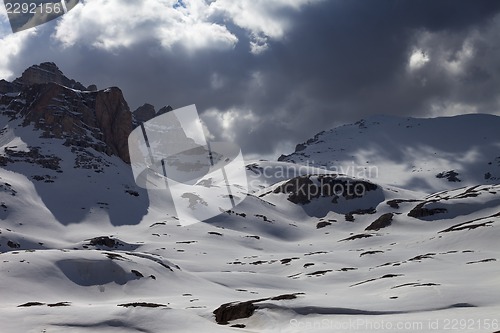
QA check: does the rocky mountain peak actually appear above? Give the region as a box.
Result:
[13,62,87,91]
[132,103,156,125]
[132,104,173,127]
[1,64,138,164]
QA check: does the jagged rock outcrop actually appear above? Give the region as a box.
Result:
[365,213,394,231]
[408,202,447,219]
[13,62,87,91]
[213,294,301,325]
[1,80,132,163]
[436,170,461,182]
[132,104,173,127]
[0,147,61,171]
[132,103,156,126]
[87,84,97,91]
[0,62,177,165]
[0,79,21,94]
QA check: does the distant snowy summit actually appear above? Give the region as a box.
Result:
[279,114,500,192]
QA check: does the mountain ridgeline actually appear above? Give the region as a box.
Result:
[0,62,172,164]
[279,114,500,192]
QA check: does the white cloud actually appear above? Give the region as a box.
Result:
[0,10,38,79]
[54,0,237,51]
[51,0,323,53]
[442,39,474,75]
[408,48,430,71]
[407,21,500,116]
[409,29,478,76]
[2,0,323,59]
[429,101,478,117]
[210,72,225,90]
[249,33,269,55]
[202,107,259,142]
[209,0,324,53]
[209,0,322,39]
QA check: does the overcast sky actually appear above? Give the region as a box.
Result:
[1,0,500,159]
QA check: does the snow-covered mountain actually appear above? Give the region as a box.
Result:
[0,64,499,333]
[279,114,500,192]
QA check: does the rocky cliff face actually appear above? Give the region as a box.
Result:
[2,82,132,163]
[0,63,143,164]
[95,88,133,163]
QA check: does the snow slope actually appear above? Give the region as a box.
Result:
[1,103,499,332]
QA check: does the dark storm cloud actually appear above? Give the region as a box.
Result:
[229,0,500,155]
[199,0,500,156]
[249,0,500,118]
[3,0,500,158]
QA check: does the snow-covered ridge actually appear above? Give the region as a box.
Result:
[279,113,500,192]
